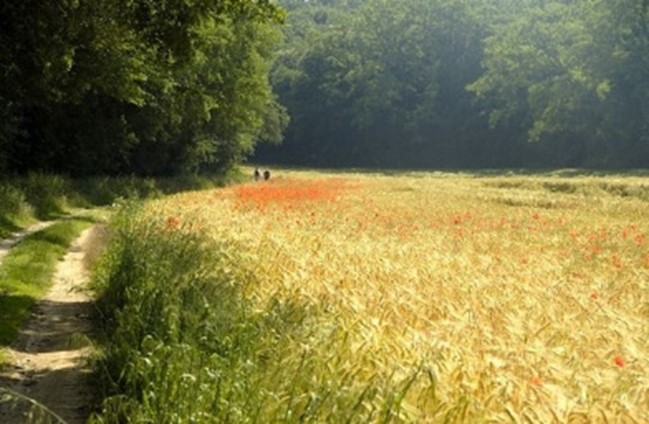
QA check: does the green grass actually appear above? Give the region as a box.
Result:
[0,182,34,239]
[0,172,236,242]
[89,207,264,422]
[0,172,234,371]
[0,216,24,240]
[0,218,96,349]
[0,172,236,237]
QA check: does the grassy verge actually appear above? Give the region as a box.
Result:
[0,171,239,370]
[0,218,96,349]
[0,171,242,239]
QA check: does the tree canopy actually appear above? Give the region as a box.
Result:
[0,0,286,175]
[2,0,648,174]
[256,0,649,169]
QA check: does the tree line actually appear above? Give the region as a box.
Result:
[1,0,647,175]
[255,0,649,169]
[0,0,286,176]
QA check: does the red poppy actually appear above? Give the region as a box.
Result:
[166,216,180,229]
[635,234,645,246]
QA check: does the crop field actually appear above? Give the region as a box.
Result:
[95,170,648,423]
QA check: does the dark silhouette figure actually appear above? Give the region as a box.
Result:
[263,169,271,181]
[254,167,261,181]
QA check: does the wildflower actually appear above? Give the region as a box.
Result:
[590,292,598,300]
[635,234,645,246]
[531,376,543,386]
[589,245,601,254]
[613,356,626,368]
[167,216,180,230]
[611,254,623,269]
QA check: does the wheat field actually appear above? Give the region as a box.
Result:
[141,169,648,422]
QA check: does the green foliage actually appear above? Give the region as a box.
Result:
[0,183,31,223]
[0,173,75,237]
[0,173,229,239]
[469,2,604,137]
[256,0,649,169]
[19,173,72,219]
[0,0,287,176]
[469,0,649,165]
[2,0,646,171]
[73,176,163,206]
[259,0,511,168]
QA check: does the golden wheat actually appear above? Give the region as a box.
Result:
[143,170,648,422]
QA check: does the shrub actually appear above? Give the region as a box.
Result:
[0,183,31,219]
[20,173,71,219]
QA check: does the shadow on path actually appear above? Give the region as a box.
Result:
[0,227,96,424]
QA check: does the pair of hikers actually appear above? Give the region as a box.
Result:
[254,167,271,181]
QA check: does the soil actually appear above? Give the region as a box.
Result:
[0,227,96,424]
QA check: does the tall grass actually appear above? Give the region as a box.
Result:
[0,172,232,365]
[90,202,420,423]
[91,170,649,422]
[0,183,32,220]
[20,173,72,219]
[0,172,235,238]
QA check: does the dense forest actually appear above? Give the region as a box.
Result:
[1,0,648,175]
[0,0,286,176]
[256,0,649,169]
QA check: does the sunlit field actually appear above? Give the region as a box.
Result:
[100,170,648,423]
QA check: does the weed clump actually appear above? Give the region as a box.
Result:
[0,183,32,221]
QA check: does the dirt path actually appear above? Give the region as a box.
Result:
[0,227,96,423]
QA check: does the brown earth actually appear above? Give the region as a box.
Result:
[0,227,96,424]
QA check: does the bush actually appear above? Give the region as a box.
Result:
[0,183,32,219]
[20,173,71,219]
